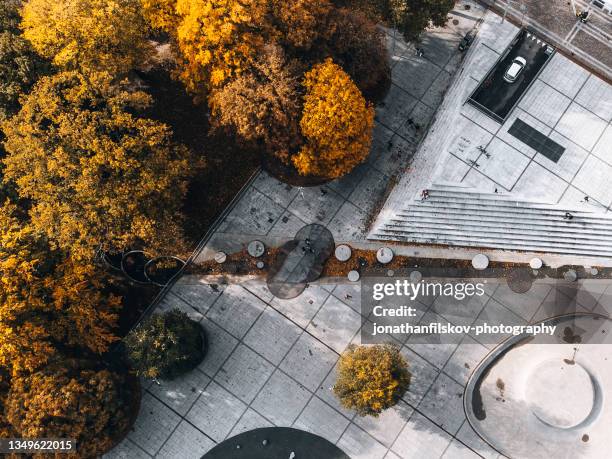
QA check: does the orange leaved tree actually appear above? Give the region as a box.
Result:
[293,58,374,179]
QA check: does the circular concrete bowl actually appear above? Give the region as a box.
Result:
[464,313,612,458]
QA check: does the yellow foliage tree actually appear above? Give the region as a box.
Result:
[21,0,152,75]
[293,58,374,178]
[334,344,410,417]
[2,71,193,258]
[173,0,267,94]
[0,204,120,376]
[141,0,180,31]
[269,0,331,50]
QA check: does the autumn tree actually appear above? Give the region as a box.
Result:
[323,8,391,104]
[209,45,302,160]
[0,203,121,375]
[125,309,206,380]
[21,0,152,75]
[141,0,180,32]
[5,361,136,457]
[334,344,410,417]
[269,0,332,51]
[2,71,193,259]
[293,58,374,178]
[0,31,50,120]
[0,0,21,35]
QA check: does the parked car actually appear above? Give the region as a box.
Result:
[503,56,527,83]
[459,32,475,51]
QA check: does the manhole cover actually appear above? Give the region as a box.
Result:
[248,240,265,258]
[335,244,352,262]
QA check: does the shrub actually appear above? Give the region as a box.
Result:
[5,362,137,458]
[125,309,205,380]
[293,58,374,179]
[334,344,410,416]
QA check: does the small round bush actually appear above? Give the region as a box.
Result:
[334,344,410,417]
[125,309,205,380]
[5,361,137,458]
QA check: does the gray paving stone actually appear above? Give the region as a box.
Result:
[592,125,612,165]
[156,421,215,459]
[575,74,612,122]
[538,53,590,99]
[391,411,453,459]
[243,306,301,365]
[252,171,298,208]
[328,201,368,242]
[251,370,311,426]
[420,29,462,69]
[418,372,465,435]
[280,333,338,391]
[148,370,211,416]
[532,131,589,182]
[368,134,415,177]
[437,154,471,182]
[491,282,552,321]
[216,344,274,403]
[477,138,530,190]
[572,155,612,207]
[448,116,495,163]
[186,381,247,442]
[205,285,265,339]
[354,401,412,448]
[405,311,463,369]
[400,346,440,406]
[441,439,481,458]
[171,279,224,316]
[270,284,330,328]
[267,210,307,239]
[240,279,276,303]
[104,439,151,459]
[471,298,527,346]
[518,80,571,128]
[198,317,239,378]
[287,185,345,225]
[327,163,369,199]
[555,102,608,151]
[337,423,389,459]
[293,396,351,444]
[314,364,356,420]
[229,408,274,437]
[462,167,507,192]
[217,186,284,235]
[332,284,362,315]
[348,166,390,215]
[467,44,501,82]
[443,335,490,386]
[392,56,442,99]
[129,393,181,455]
[158,294,204,322]
[375,84,419,131]
[430,289,490,327]
[308,295,362,353]
[460,103,501,135]
[456,420,501,459]
[422,70,452,109]
[511,161,568,203]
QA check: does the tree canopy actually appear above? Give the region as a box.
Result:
[293,58,374,178]
[2,71,193,258]
[5,362,135,457]
[21,0,152,75]
[0,203,120,376]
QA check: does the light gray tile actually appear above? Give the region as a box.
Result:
[252,171,298,208]
[198,317,239,378]
[156,421,215,459]
[287,185,345,225]
[418,373,465,434]
[572,155,612,207]
[392,57,442,99]
[148,370,211,416]
[555,102,608,151]
[293,397,351,444]
[518,80,571,128]
[375,84,419,131]
[308,295,362,353]
[477,138,530,190]
[129,393,181,455]
[217,345,274,403]
[186,381,247,442]
[354,401,412,448]
[538,53,590,99]
[400,346,440,406]
[328,201,368,242]
[271,284,330,328]
[443,335,490,386]
[280,333,338,391]
[103,439,151,459]
[243,306,301,365]
[391,411,453,459]
[206,285,265,339]
[575,74,612,122]
[251,370,311,426]
[511,161,567,203]
[338,423,389,459]
[217,187,284,235]
[229,408,274,437]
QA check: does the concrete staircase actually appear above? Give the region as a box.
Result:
[369,183,612,258]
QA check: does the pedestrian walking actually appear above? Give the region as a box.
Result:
[564,212,574,220]
[421,189,430,201]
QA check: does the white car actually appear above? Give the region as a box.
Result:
[503,57,527,83]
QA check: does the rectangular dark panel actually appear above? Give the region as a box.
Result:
[508,118,565,163]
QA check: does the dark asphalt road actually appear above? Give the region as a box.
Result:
[469,30,554,122]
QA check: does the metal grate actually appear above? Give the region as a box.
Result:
[508,119,565,163]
